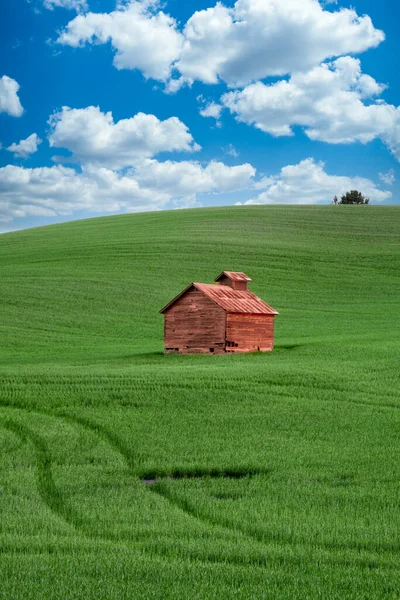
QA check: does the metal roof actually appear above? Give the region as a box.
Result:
[160,281,279,315]
[215,271,252,282]
[195,283,278,315]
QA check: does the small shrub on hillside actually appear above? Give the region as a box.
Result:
[339,190,370,204]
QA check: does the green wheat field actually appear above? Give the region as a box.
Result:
[0,205,399,599]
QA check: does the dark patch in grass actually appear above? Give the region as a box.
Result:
[140,467,266,483]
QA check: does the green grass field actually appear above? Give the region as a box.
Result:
[1,205,399,599]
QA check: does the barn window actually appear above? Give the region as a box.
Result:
[210,348,214,353]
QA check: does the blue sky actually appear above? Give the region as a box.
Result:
[0,0,399,231]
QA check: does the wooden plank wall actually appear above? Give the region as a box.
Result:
[226,314,274,352]
[164,288,226,353]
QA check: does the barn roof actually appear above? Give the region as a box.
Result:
[195,283,278,315]
[160,282,279,315]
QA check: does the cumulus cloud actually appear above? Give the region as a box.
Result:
[134,159,256,196]
[222,57,400,159]
[43,0,88,11]
[0,158,256,223]
[243,158,391,205]
[0,76,24,117]
[0,164,165,223]
[177,0,383,87]
[57,0,384,88]
[199,102,223,120]
[48,106,200,168]
[57,0,183,81]
[7,133,42,158]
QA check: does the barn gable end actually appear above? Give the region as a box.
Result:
[163,286,226,354]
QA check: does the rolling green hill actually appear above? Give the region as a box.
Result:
[1,206,399,599]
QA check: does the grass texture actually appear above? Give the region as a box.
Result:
[0,205,399,599]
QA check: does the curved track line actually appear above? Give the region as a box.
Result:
[56,412,137,470]
[1,419,84,531]
[148,474,400,555]
[148,478,294,548]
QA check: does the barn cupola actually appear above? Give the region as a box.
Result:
[214,271,252,291]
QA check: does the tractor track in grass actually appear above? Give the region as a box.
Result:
[148,479,400,554]
[0,404,294,553]
[0,410,141,543]
[56,411,137,470]
[1,402,400,561]
[1,419,85,532]
[0,407,260,551]
[0,406,306,559]
[0,411,284,569]
[55,411,276,549]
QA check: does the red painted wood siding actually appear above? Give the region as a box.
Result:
[164,288,226,353]
[226,314,274,353]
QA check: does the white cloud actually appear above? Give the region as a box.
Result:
[379,169,395,186]
[178,0,383,87]
[134,158,256,196]
[199,102,223,120]
[243,158,391,205]
[7,133,42,158]
[48,106,200,168]
[0,76,24,117]
[222,144,239,158]
[57,0,183,81]
[43,0,88,11]
[382,118,400,163]
[0,164,166,223]
[222,57,400,159]
[57,0,384,88]
[0,158,256,223]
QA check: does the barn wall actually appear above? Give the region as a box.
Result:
[226,314,274,353]
[164,288,226,353]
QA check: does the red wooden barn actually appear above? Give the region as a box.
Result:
[160,271,278,354]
